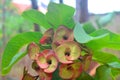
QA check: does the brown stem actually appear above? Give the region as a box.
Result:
[31,0,40,32]
[34,23,40,32]
[79,43,92,54]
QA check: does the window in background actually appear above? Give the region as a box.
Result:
[12,0,120,14]
[88,0,120,14]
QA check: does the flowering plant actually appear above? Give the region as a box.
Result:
[1,2,120,80]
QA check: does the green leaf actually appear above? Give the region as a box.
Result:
[95,65,112,80]
[52,65,62,80]
[108,62,120,69]
[111,68,120,78]
[86,29,120,51]
[1,32,42,75]
[76,72,94,80]
[90,29,109,37]
[74,23,108,43]
[22,9,51,29]
[46,2,75,29]
[96,13,114,28]
[83,22,96,34]
[93,51,120,64]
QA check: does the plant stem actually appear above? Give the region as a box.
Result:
[79,44,92,54]
[31,0,40,32]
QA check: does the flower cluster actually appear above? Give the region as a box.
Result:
[27,26,92,80]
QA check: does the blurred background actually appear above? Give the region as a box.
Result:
[0,0,120,80]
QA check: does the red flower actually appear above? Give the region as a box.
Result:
[36,49,58,73]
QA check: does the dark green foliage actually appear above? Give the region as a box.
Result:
[76,72,94,80]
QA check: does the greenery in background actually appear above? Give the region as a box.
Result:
[0,14,33,47]
[5,14,33,36]
[0,29,2,46]
[0,1,33,47]
[1,2,120,80]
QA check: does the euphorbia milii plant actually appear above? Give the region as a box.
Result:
[32,61,52,80]
[40,28,54,44]
[59,62,83,80]
[52,26,74,50]
[2,2,120,80]
[36,49,58,73]
[53,26,74,44]
[27,42,40,60]
[55,41,81,64]
[25,26,93,80]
